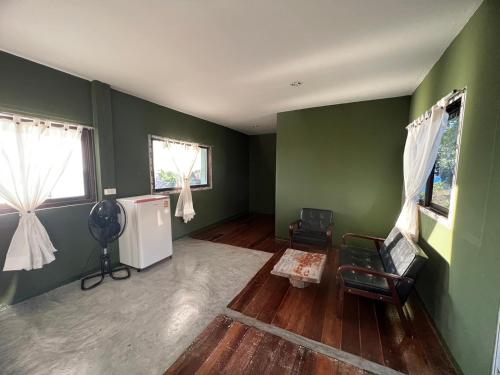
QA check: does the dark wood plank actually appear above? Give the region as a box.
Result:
[242,331,283,374]
[310,353,337,375]
[287,283,320,337]
[257,276,291,323]
[301,251,333,341]
[271,286,305,330]
[321,250,342,348]
[228,250,284,310]
[223,327,265,374]
[337,360,366,375]
[374,302,408,373]
[253,236,289,253]
[340,293,361,356]
[406,294,456,375]
[358,298,384,365]
[398,334,433,375]
[194,321,249,374]
[300,350,317,375]
[192,213,283,253]
[267,338,301,375]
[165,315,232,375]
[243,273,290,320]
[290,346,307,374]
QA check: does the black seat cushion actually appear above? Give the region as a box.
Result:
[339,245,391,295]
[293,229,328,246]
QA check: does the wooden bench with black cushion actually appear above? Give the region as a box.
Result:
[337,227,428,335]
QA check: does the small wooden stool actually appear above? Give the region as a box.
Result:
[271,248,327,288]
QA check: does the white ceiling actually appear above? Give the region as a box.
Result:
[0,0,482,135]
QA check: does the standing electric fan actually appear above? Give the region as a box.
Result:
[81,199,130,290]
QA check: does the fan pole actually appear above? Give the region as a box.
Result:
[102,247,110,274]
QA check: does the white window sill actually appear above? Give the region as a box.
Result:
[153,185,213,195]
[418,205,453,229]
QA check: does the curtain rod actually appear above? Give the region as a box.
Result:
[406,88,466,129]
[166,139,197,146]
[0,112,94,130]
[150,135,207,148]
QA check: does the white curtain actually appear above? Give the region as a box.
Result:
[0,116,82,271]
[395,102,449,240]
[167,141,200,223]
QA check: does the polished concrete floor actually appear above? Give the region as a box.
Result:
[0,238,272,375]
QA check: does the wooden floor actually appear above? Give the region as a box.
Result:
[194,214,457,375]
[191,214,288,253]
[165,315,368,375]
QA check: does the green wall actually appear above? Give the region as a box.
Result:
[249,134,276,214]
[275,96,410,243]
[0,52,92,123]
[111,91,249,239]
[410,0,500,373]
[0,52,249,305]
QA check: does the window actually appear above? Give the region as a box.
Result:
[149,135,212,193]
[419,95,464,217]
[0,126,96,213]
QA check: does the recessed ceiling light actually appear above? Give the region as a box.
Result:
[290,81,303,87]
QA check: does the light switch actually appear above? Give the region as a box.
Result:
[104,188,117,195]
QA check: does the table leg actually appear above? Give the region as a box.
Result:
[290,278,309,288]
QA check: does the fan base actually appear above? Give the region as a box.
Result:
[81,251,130,291]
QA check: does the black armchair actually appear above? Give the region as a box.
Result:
[289,208,334,250]
[337,227,428,336]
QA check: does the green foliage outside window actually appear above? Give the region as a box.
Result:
[158,169,179,187]
[431,112,460,209]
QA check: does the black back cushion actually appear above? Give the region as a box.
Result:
[379,227,428,301]
[300,208,333,232]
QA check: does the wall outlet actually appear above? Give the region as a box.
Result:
[103,188,117,195]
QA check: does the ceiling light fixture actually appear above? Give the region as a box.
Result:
[290,81,303,87]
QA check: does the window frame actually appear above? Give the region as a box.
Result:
[0,126,97,215]
[148,135,213,194]
[419,92,466,219]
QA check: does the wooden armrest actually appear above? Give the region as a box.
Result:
[326,223,334,250]
[289,220,301,231]
[341,233,385,249]
[288,220,301,240]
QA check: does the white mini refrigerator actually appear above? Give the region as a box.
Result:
[117,195,173,270]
